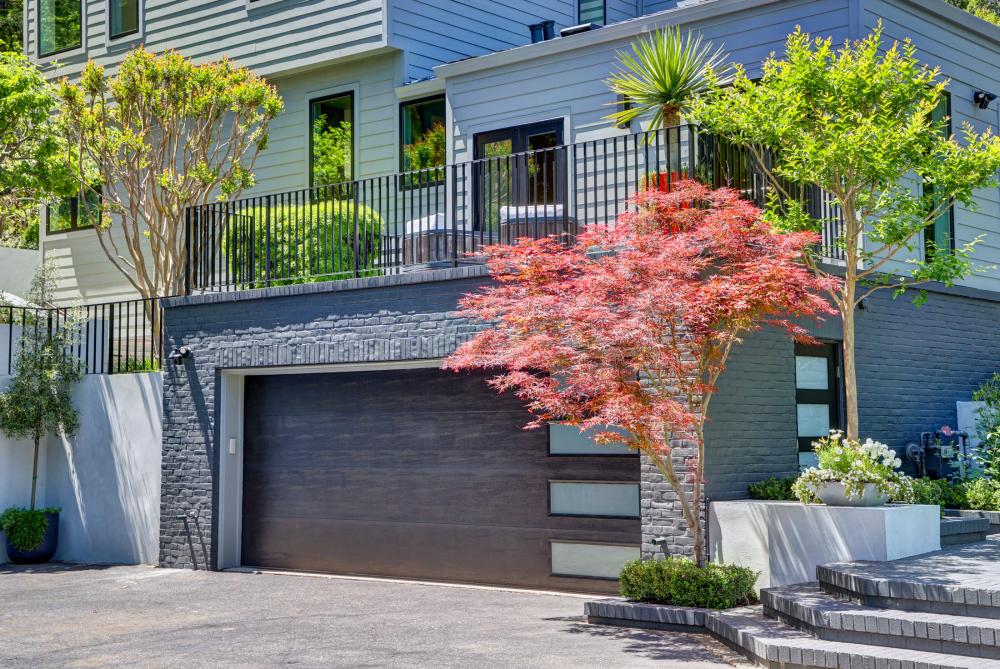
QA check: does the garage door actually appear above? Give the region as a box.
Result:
[240,366,640,593]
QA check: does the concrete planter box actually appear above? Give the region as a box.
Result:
[584,598,709,631]
[709,500,940,589]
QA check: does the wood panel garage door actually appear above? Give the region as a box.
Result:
[240,366,639,593]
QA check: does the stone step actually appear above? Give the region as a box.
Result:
[817,554,1000,619]
[705,606,1000,669]
[941,516,990,545]
[762,583,1000,659]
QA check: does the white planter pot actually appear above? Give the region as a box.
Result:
[814,481,888,507]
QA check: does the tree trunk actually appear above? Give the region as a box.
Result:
[841,206,861,441]
[662,105,681,128]
[30,432,40,510]
[842,303,859,441]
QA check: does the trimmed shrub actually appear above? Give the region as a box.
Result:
[224,199,383,287]
[965,478,1000,511]
[619,557,758,609]
[910,477,967,511]
[748,475,797,501]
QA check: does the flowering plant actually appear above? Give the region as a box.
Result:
[793,431,914,504]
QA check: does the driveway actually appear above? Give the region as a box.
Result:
[0,564,751,668]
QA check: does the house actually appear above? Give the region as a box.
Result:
[21,0,1000,593]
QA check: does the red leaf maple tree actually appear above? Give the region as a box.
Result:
[445,181,838,565]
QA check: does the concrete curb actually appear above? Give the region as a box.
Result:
[584,598,711,632]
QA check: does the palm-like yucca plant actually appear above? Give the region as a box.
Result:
[605,27,732,130]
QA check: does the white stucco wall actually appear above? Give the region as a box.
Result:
[0,373,162,565]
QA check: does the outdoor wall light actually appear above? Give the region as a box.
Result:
[168,347,191,366]
[974,91,997,110]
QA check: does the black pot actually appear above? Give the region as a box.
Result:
[5,511,59,564]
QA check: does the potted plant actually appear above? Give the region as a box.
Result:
[0,264,81,564]
[793,431,914,507]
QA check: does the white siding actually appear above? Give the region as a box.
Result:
[864,0,1000,293]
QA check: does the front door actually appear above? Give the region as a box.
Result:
[473,120,566,234]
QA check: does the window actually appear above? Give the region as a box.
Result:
[109,0,139,39]
[310,92,353,187]
[924,92,954,259]
[47,186,100,234]
[550,542,639,579]
[38,0,82,57]
[400,95,445,175]
[549,481,640,518]
[794,342,842,468]
[579,0,605,25]
[548,423,634,455]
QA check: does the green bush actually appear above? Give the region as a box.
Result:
[0,506,59,551]
[964,478,1000,511]
[225,199,383,287]
[619,557,758,609]
[748,475,797,500]
[910,477,967,510]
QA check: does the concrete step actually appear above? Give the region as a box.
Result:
[705,606,1000,669]
[762,583,1000,659]
[817,543,1000,619]
[941,516,990,545]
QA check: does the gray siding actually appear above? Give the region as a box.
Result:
[444,0,852,161]
[26,0,387,79]
[863,0,1000,293]
[388,0,577,82]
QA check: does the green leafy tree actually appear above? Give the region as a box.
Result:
[0,0,22,51]
[58,47,284,298]
[946,0,1000,25]
[0,262,81,511]
[605,26,731,130]
[312,117,352,187]
[693,25,1000,440]
[0,51,74,248]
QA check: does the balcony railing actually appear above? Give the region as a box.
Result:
[185,126,845,292]
[1,298,162,375]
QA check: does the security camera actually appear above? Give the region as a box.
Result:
[974,91,997,110]
[168,346,191,366]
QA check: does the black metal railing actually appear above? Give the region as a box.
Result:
[185,125,845,292]
[1,298,163,375]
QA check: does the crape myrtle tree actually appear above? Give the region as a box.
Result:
[445,182,835,564]
[693,25,1000,440]
[0,51,75,248]
[58,48,284,298]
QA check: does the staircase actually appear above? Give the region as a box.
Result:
[706,533,1000,669]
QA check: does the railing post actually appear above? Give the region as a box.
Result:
[264,195,272,288]
[451,164,459,268]
[106,302,115,375]
[184,207,192,295]
[353,186,361,279]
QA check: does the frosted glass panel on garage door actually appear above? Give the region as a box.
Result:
[550,542,639,579]
[548,424,633,455]
[549,482,639,517]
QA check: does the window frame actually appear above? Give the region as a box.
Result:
[578,0,606,26]
[46,187,101,235]
[924,91,955,260]
[398,94,446,175]
[107,0,142,42]
[37,0,84,58]
[308,90,355,188]
[794,341,843,453]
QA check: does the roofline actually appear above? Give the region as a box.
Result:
[434,0,1000,79]
[433,0,786,79]
[892,0,1000,45]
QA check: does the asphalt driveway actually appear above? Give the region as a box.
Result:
[0,564,751,668]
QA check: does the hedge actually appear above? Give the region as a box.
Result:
[223,198,383,287]
[619,557,758,609]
